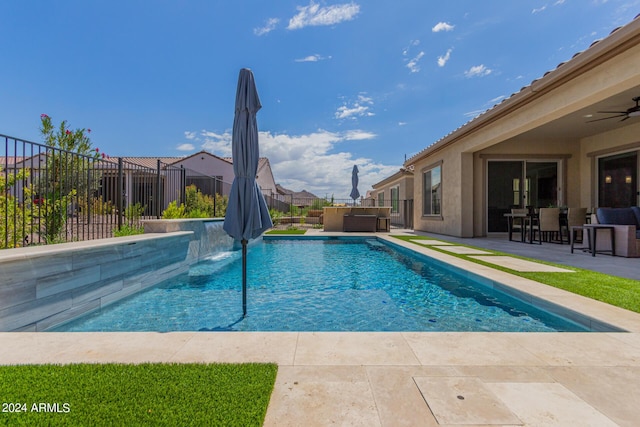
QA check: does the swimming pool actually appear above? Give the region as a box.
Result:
[53,238,590,332]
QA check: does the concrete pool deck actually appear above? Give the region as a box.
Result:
[2,230,640,425]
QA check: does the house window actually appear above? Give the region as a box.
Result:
[391,186,399,213]
[423,165,442,216]
[598,151,638,207]
[378,192,384,206]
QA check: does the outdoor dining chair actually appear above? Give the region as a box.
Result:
[510,208,528,242]
[566,207,588,242]
[532,207,566,244]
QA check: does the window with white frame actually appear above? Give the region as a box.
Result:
[422,165,442,216]
[378,192,384,206]
[391,186,399,213]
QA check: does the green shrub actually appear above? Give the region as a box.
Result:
[269,208,283,226]
[161,201,186,219]
[162,186,229,219]
[187,208,210,218]
[39,190,76,244]
[0,167,33,248]
[114,224,144,237]
[311,198,331,209]
[85,197,114,215]
[185,185,214,217]
[214,193,228,217]
[124,202,145,220]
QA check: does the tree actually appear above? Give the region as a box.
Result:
[37,114,99,243]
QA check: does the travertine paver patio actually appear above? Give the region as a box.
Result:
[1,330,639,426]
[2,230,640,425]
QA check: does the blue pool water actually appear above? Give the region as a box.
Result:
[54,238,588,332]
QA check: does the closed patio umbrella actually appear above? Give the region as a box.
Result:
[350,165,360,204]
[223,68,273,317]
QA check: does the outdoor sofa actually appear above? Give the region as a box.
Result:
[592,207,640,257]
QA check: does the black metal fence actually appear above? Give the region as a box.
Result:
[2,133,414,247]
[1,134,231,248]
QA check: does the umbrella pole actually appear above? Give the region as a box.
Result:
[242,239,247,317]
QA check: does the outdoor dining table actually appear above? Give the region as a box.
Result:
[504,212,538,243]
[504,210,589,244]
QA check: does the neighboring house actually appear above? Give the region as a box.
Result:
[370,166,414,210]
[118,151,278,212]
[369,166,414,228]
[275,184,320,206]
[224,155,278,201]
[403,14,640,238]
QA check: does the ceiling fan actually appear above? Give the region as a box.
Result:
[587,96,640,122]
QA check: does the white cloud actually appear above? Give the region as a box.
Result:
[343,129,377,140]
[200,130,233,156]
[554,0,566,5]
[183,128,394,198]
[287,1,360,30]
[403,40,425,72]
[335,105,371,119]
[184,131,197,140]
[402,39,420,56]
[254,17,280,36]
[294,54,331,62]
[437,48,452,67]
[406,51,425,73]
[464,95,508,119]
[258,130,394,198]
[176,143,195,151]
[464,64,492,78]
[398,121,407,126]
[532,5,547,14]
[335,94,375,119]
[432,22,454,32]
[463,109,486,119]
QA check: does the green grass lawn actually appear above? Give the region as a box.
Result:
[393,235,640,313]
[0,363,277,427]
[265,229,307,235]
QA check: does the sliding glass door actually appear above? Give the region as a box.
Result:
[487,160,560,232]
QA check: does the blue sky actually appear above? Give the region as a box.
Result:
[1,1,639,198]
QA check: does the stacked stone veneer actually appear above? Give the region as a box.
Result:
[0,219,235,331]
[142,218,235,259]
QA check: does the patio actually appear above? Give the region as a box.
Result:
[411,230,640,281]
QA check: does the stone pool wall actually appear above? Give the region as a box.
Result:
[0,219,235,331]
[142,218,235,258]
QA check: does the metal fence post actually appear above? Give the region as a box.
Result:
[180,165,186,208]
[213,177,218,215]
[156,159,162,219]
[117,157,123,230]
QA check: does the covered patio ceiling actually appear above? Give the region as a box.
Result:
[516,85,640,142]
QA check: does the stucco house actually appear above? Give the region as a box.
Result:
[369,166,414,228]
[404,14,640,238]
[119,151,278,211]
